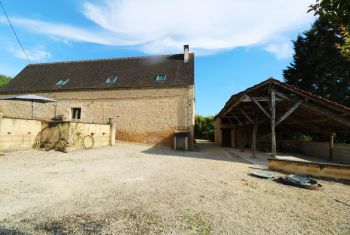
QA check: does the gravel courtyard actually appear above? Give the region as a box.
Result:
[0,141,349,234]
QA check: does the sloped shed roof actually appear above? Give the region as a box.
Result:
[216,78,350,133]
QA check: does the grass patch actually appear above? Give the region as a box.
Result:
[182,211,212,235]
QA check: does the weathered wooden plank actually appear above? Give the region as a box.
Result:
[245,95,271,119]
[242,96,283,102]
[287,118,329,124]
[275,91,290,100]
[232,114,242,125]
[240,109,253,124]
[252,114,258,158]
[275,99,306,126]
[274,90,350,128]
[301,102,350,128]
[227,118,234,125]
[271,88,276,158]
[329,132,336,162]
[223,95,245,117]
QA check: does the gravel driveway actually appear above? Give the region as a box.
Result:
[0,141,349,234]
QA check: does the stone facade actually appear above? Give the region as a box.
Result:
[0,86,195,148]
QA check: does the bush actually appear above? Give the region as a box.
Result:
[0,74,11,87]
[194,115,215,141]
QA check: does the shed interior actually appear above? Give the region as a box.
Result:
[215,78,350,160]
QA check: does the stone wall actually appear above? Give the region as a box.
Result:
[281,140,350,164]
[0,117,42,152]
[0,86,195,148]
[68,122,111,149]
[269,158,350,180]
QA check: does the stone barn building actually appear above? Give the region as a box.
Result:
[0,46,195,148]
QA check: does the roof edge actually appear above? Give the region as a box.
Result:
[26,53,195,67]
[215,77,350,120]
[0,84,193,95]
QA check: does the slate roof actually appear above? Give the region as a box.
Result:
[0,53,194,94]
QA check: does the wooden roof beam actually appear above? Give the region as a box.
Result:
[275,91,291,100]
[240,109,254,124]
[245,94,271,119]
[301,102,350,129]
[273,88,350,128]
[275,99,306,127]
[242,96,283,102]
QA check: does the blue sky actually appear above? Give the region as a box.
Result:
[0,0,315,116]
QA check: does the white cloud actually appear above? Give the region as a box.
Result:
[49,36,71,46]
[0,0,315,58]
[8,45,51,62]
[264,40,294,59]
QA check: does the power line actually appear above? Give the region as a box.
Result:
[0,0,31,64]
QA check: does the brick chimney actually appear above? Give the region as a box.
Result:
[184,45,189,63]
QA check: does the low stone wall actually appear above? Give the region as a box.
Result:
[70,122,111,149]
[0,116,112,152]
[281,140,350,165]
[0,117,42,152]
[269,158,350,180]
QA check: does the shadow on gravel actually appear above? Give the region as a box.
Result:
[34,216,103,234]
[142,141,249,164]
[0,226,26,235]
[1,208,166,235]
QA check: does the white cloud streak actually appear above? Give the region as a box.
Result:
[0,0,315,58]
[8,45,51,62]
[265,42,294,60]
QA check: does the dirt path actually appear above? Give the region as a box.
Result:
[0,142,349,234]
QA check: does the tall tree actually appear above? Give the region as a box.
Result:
[309,0,350,59]
[283,17,350,106]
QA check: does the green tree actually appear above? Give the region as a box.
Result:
[0,74,11,87]
[194,115,215,141]
[309,0,350,59]
[283,17,350,106]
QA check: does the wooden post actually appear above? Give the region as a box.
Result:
[31,101,34,119]
[329,132,336,162]
[240,126,245,152]
[54,103,57,117]
[251,114,258,158]
[235,128,238,148]
[109,118,117,146]
[271,88,276,158]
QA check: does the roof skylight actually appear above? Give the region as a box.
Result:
[56,79,70,86]
[105,75,118,84]
[155,74,166,81]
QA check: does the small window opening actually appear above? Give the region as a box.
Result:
[155,74,166,81]
[105,75,118,84]
[56,79,70,86]
[71,108,81,120]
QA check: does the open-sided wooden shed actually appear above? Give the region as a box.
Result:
[215,78,350,159]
